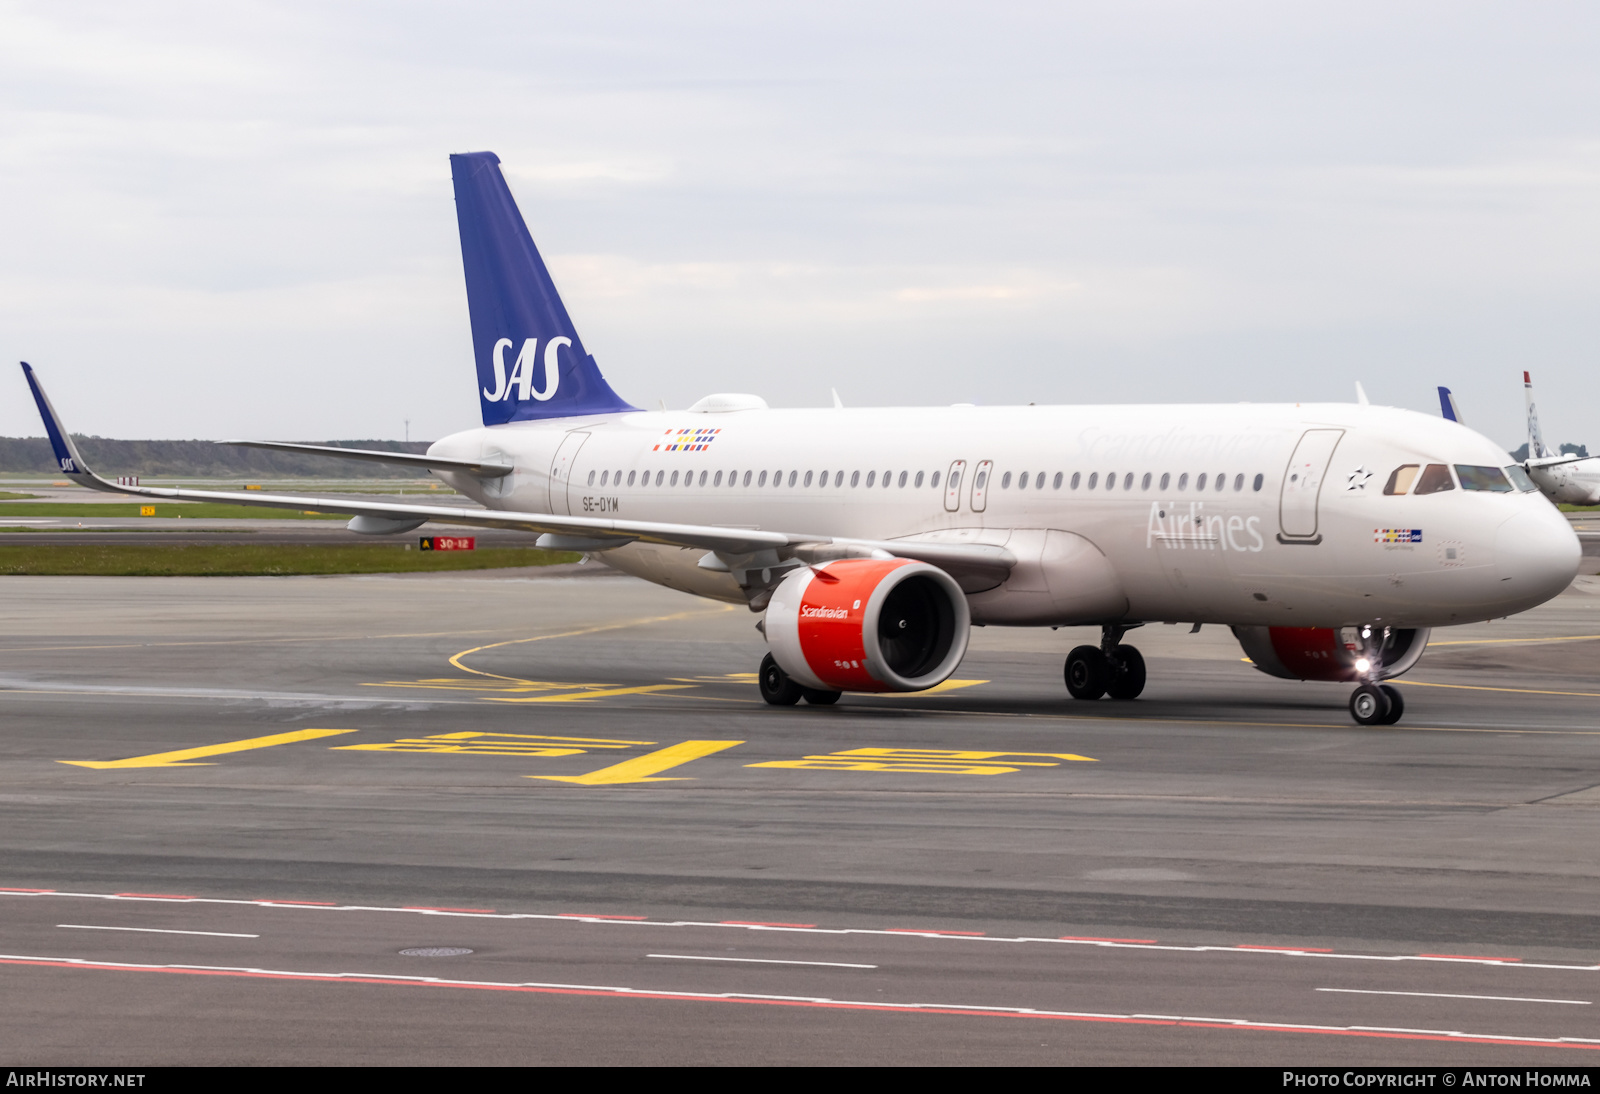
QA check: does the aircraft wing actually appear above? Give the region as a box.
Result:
[20,363,1016,579]
[218,439,513,478]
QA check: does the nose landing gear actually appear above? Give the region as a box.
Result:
[1064,625,1146,701]
[1348,625,1406,725]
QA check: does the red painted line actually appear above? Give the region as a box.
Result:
[0,888,55,893]
[559,914,648,921]
[3,956,1596,1052]
[115,893,195,900]
[1236,945,1334,953]
[721,921,818,929]
[1418,954,1521,962]
[404,906,497,914]
[1061,936,1158,945]
[886,929,985,937]
[257,900,339,906]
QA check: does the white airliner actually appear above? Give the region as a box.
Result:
[20,152,1581,726]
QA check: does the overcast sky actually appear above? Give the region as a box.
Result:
[3,2,1599,452]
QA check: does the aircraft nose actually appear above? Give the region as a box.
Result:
[1495,504,1580,607]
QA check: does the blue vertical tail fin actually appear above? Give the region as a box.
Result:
[450,152,638,425]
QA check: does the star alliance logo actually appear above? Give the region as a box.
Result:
[1346,465,1373,491]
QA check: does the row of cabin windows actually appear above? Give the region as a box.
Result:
[1382,463,1536,495]
[587,467,1271,492]
[593,468,942,489]
[1001,470,1266,493]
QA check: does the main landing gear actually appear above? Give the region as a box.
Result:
[1064,625,1146,701]
[758,653,841,707]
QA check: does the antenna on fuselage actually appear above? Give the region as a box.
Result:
[1354,382,1370,407]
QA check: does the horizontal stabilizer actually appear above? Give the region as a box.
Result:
[1526,453,1584,470]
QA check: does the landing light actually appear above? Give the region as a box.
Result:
[1354,658,1371,673]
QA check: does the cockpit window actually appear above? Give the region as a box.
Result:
[1383,465,1420,495]
[1504,464,1538,492]
[1413,464,1455,495]
[1455,465,1514,492]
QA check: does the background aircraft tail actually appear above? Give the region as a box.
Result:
[1524,371,1552,458]
[1437,386,1463,423]
[450,151,638,426]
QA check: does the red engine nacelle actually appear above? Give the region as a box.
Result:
[1231,625,1430,682]
[765,559,970,692]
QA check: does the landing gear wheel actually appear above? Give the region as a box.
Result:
[759,653,803,706]
[1105,645,1146,700]
[1349,683,1391,726]
[800,687,841,706]
[1065,646,1109,700]
[1377,684,1404,725]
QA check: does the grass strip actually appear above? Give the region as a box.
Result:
[0,544,580,576]
[0,502,348,519]
[0,492,40,501]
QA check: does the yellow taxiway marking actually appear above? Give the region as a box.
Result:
[749,746,1095,775]
[486,684,695,703]
[61,728,356,769]
[529,740,743,785]
[870,679,989,696]
[334,731,653,758]
[1426,634,1600,647]
[1397,680,1600,699]
[363,678,601,694]
[448,605,737,685]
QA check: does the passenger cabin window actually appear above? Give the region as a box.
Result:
[930,471,940,488]
[1413,464,1454,495]
[1001,472,1013,489]
[1383,465,1420,495]
[1456,465,1514,492]
[1054,472,1064,489]
[1071,472,1081,489]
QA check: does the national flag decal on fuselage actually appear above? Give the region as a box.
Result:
[653,428,721,452]
[1374,528,1423,544]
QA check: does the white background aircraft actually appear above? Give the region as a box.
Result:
[1519,372,1600,506]
[22,154,1581,727]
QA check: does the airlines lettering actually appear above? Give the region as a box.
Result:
[482,336,571,403]
[1145,502,1265,552]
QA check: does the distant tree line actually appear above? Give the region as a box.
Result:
[1508,442,1590,460]
[0,437,433,479]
